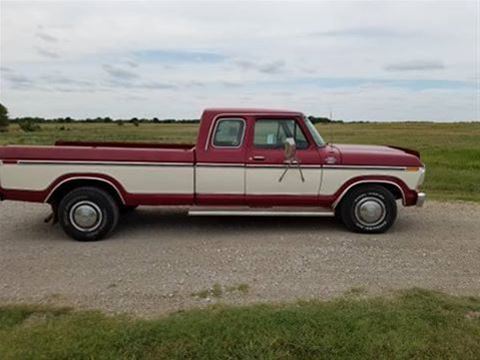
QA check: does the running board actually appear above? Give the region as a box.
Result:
[188,207,334,217]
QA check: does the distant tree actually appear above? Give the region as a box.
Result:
[130,117,140,127]
[307,115,344,124]
[152,117,160,123]
[308,115,331,124]
[0,103,9,132]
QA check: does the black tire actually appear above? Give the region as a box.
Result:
[334,205,343,224]
[339,185,397,233]
[50,202,59,223]
[58,187,120,241]
[120,205,138,214]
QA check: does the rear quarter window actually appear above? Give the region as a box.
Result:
[212,118,246,147]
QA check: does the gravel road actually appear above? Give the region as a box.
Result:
[1,200,479,317]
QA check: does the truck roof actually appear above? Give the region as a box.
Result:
[203,108,304,117]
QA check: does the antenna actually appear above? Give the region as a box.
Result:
[328,105,334,145]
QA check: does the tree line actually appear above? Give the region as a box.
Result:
[0,102,343,133]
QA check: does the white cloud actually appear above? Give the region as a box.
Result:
[384,60,445,72]
[0,0,478,121]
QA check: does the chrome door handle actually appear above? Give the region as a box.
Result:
[252,156,265,161]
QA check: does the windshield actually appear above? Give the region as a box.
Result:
[304,117,326,146]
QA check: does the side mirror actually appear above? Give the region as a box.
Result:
[279,137,304,182]
[284,137,296,162]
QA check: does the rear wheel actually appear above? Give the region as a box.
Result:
[339,185,397,233]
[58,187,120,241]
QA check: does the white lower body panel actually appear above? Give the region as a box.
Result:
[1,163,194,194]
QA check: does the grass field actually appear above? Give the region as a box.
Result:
[1,289,479,359]
[1,124,479,358]
[1,122,479,202]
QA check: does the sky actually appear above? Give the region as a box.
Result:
[0,0,479,121]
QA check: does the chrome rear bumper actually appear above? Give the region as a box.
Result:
[416,192,426,207]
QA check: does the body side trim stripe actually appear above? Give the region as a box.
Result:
[198,163,321,168]
[323,165,407,171]
[247,164,322,169]
[197,163,245,167]
[7,161,410,171]
[15,161,192,167]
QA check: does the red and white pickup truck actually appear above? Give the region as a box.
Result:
[0,108,426,241]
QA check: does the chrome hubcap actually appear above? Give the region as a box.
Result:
[69,201,102,232]
[354,197,386,226]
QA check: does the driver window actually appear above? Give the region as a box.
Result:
[254,119,309,149]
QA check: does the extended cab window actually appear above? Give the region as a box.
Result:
[212,118,245,147]
[254,119,309,149]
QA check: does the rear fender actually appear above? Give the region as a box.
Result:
[45,174,127,205]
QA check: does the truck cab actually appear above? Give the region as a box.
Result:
[195,108,330,207]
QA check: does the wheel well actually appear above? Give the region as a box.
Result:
[46,179,124,206]
[335,182,404,209]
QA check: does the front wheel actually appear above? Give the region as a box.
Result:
[58,187,120,241]
[339,185,397,233]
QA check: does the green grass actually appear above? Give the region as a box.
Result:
[1,122,479,202]
[1,289,479,359]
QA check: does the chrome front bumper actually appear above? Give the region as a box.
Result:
[416,192,426,207]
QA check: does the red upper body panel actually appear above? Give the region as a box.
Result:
[332,144,422,167]
[0,145,194,163]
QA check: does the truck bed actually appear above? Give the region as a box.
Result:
[0,141,196,205]
[0,142,195,163]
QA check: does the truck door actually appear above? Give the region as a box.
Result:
[245,117,322,206]
[195,116,247,205]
